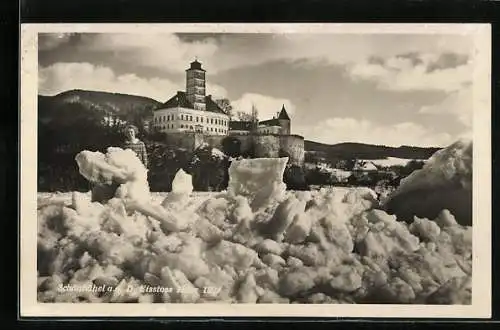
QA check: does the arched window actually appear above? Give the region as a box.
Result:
[181,124,184,128]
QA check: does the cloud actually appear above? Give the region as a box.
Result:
[419,87,472,128]
[230,93,295,121]
[206,84,228,99]
[426,52,469,73]
[38,33,75,51]
[38,62,182,101]
[295,117,457,148]
[39,62,231,104]
[347,52,472,92]
[78,33,219,74]
[42,33,474,75]
[209,33,473,72]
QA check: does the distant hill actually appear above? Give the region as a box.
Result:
[37,89,441,161]
[38,89,162,127]
[304,140,441,161]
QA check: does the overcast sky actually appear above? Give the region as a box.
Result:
[38,32,474,147]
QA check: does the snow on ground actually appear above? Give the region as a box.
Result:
[305,163,352,183]
[211,148,226,159]
[36,144,472,304]
[363,157,427,168]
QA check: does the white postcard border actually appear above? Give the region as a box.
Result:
[20,23,492,318]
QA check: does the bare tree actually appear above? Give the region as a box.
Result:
[215,98,233,118]
[251,103,259,122]
[236,111,253,121]
[250,103,259,131]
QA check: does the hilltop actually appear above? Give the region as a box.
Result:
[37,89,441,160]
[38,89,162,127]
[305,140,440,161]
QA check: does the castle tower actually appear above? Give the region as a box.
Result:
[278,104,291,135]
[186,59,206,111]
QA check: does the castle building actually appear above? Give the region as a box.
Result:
[152,59,305,166]
[153,60,230,135]
[228,105,292,136]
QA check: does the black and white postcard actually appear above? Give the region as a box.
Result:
[20,23,491,318]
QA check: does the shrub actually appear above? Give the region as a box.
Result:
[221,136,242,158]
[284,165,309,190]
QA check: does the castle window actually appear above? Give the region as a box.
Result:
[201,118,204,123]
[181,114,184,120]
[210,119,213,124]
[196,117,199,122]
[190,126,193,130]
[190,116,193,121]
[181,124,184,128]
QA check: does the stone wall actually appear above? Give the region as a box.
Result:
[163,132,197,151]
[252,135,280,158]
[203,134,225,150]
[162,132,305,166]
[279,134,305,166]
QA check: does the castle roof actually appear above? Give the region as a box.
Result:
[162,91,193,109]
[186,59,205,71]
[278,104,290,120]
[258,118,280,127]
[229,121,253,131]
[258,104,290,127]
[158,91,227,115]
[205,95,227,114]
